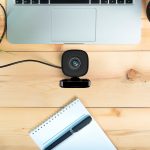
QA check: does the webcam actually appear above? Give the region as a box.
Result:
[60,50,91,88]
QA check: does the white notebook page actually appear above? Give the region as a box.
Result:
[29,99,117,150]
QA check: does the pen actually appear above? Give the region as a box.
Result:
[44,115,92,150]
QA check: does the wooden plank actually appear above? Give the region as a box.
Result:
[1,1,150,51]
[0,108,150,150]
[0,52,150,107]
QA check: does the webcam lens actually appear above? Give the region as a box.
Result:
[69,57,81,70]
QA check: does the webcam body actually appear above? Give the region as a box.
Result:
[62,50,88,77]
[60,50,91,88]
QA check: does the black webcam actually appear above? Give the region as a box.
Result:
[60,50,91,88]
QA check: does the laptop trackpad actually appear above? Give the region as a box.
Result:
[51,8,96,43]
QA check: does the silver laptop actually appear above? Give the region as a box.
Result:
[7,0,142,44]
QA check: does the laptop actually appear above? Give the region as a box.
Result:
[7,0,142,44]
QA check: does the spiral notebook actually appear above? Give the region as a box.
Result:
[29,99,117,150]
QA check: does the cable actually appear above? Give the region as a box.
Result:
[0,3,7,43]
[0,59,62,69]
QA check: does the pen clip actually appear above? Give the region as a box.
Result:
[70,129,74,134]
[72,116,92,132]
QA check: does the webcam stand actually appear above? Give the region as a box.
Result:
[60,77,91,88]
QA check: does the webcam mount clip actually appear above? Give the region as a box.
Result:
[60,77,91,88]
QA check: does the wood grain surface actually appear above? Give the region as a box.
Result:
[0,0,150,149]
[0,52,150,107]
[0,108,150,150]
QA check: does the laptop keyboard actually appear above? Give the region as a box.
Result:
[16,0,133,4]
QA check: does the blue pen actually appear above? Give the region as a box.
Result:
[44,115,92,150]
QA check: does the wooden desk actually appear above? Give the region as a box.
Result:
[0,0,150,149]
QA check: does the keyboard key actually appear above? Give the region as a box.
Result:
[126,0,133,4]
[24,0,31,4]
[91,0,99,4]
[16,0,22,4]
[32,0,39,3]
[40,0,49,3]
[117,0,124,3]
[101,0,108,4]
[109,0,116,4]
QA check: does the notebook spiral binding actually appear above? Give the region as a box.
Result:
[31,99,80,135]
